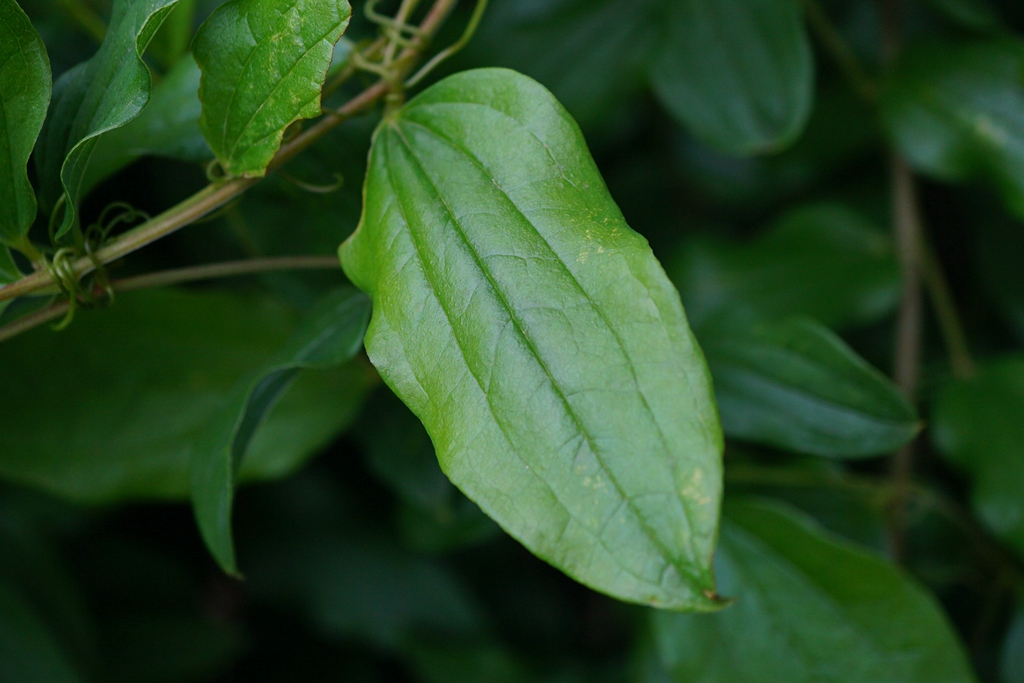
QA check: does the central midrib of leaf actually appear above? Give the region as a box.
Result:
[383,117,704,587]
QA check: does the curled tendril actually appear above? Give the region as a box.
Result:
[406,0,489,87]
[365,0,424,42]
[47,248,81,331]
[206,159,230,182]
[47,194,68,244]
[44,201,149,331]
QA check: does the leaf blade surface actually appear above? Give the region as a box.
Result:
[192,0,352,177]
[653,498,977,683]
[932,357,1024,558]
[0,0,51,247]
[34,0,180,238]
[340,68,723,610]
[0,289,372,503]
[702,318,920,458]
[881,39,1024,220]
[650,0,814,156]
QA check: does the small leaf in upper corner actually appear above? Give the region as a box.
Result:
[881,39,1024,221]
[192,0,352,177]
[652,498,977,683]
[340,68,724,611]
[0,0,51,248]
[932,357,1024,559]
[33,0,182,239]
[701,317,920,458]
[649,0,814,156]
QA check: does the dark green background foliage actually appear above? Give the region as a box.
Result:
[1,0,1024,680]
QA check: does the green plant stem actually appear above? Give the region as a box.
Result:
[0,255,341,343]
[803,0,877,102]
[0,0,461,309]
[57,0,107,43]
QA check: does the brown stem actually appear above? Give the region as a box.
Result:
[889,155,924,563]
[0,0,460,307]
[0,255,342,343]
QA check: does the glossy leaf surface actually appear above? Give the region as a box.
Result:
[650,0,814,156]
[340,68,724,611]
[653,499,977,683]
[702,318,919,458]
[191,289,371,574]
[932,357,1024,557]
[0,289,372,503]
[84,54,210,195]
[34,0,179,238]
[192,0,351,177]
[0,0,50,247]
[882,39,1024,219]
[671,204,901,330]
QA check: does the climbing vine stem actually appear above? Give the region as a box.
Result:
[0,0,462,310]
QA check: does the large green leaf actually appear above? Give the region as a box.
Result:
[34,0,180,239]
[471,0,661,131]
[932,357,1024,558]
[0,580,83,683]
[84,54,210,195]
[881,39,1024,220]
[652,499,977,683]
[671,204,901,330]
[340,68,724,611]
[0,288,372,503]
[701,318,919,458]
[0,0,51,248]
[650,0,814,156]
[192,0,352,177]
[191,288,371,574]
